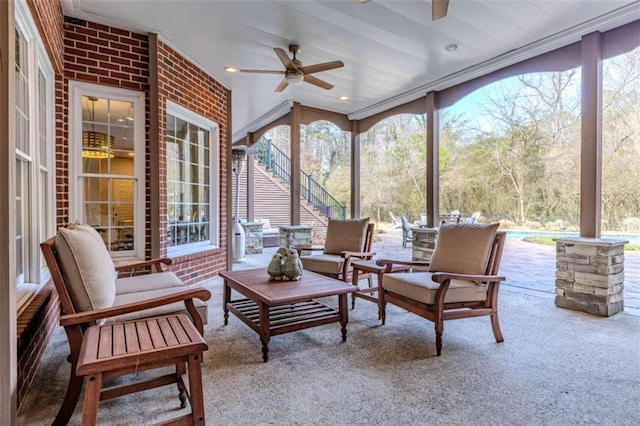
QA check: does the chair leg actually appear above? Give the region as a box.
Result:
[187,353,206,425]
[435,323,444,356]
[176,361,187,408]
[81,373,103,426]
[490,310,504,343]
[380,292,386,325]
[52,365,84,426]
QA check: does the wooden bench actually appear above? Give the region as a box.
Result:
[76,314,208,425]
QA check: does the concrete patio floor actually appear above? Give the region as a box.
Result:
[234,230,640,316]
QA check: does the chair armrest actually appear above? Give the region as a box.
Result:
[59,288,212,327]
[375,258,431,272]
[430,272,506,284]
[341,251,375,259]
[295,245,324,255]
[116,258,173,275]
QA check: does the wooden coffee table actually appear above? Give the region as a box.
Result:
[220,268,357,362]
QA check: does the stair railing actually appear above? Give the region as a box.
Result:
[255,139,346,219]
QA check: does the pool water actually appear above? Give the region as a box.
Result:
[505,230,640,245]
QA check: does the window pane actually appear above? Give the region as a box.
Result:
[38,70,47,166]
[81,175,135,252]
[15,29,29,155]
[167,112,212,248]
[15,160,26,280]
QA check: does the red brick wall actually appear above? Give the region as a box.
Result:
[27,0,64,73]
[16,284,59,409]
[156,40,229,283]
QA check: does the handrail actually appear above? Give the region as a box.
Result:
[255,139,346,219]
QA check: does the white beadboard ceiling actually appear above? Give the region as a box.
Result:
[60,0,640,141]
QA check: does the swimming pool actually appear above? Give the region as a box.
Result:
[505,230,640,245]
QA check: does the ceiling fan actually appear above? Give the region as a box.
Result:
[358,0,450,21]
[239,45,344,92]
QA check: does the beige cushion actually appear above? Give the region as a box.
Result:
[55,224,117,312]
[107,286,208,325]
[115,272,184,294]
[300,254,345,275]
[382,272,487,305]
[257,218,272,230]
[429,222,499,275]
[323,218,369,255]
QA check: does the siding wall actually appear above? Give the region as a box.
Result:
[233,159,328,227]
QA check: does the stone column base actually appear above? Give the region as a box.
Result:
[279,225,312,248]
[555,237,627,317]
[411,228,438,271]
[241,222,263,254]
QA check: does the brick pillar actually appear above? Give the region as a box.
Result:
[279,225,312,248]
[555,237,627,317]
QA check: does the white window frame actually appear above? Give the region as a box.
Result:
[166,100,220,257]
[14,0,56,313]
[68,81,146,259]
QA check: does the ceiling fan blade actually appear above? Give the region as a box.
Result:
[432,0,449,21]
[303,75,333,90]
[239,69,285,74]
[299,60,344,75]
[274,78,289,92]
[274,47,294,69]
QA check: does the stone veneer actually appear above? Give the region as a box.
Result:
[279,225,312,248]
[412,227,439,263]
[241,222,264,254]
[555,238,627,317]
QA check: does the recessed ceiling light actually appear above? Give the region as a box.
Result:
[117,118,124,122]
[445,43,458,52]
[225,66,237,73]
[339,96,349,101]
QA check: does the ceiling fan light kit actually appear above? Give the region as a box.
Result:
[285,72,304,86]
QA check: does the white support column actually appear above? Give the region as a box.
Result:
[425,91,439,229]
[0,0,17,422]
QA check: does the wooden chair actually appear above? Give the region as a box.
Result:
[295,218,375,285]
[389,211,402,229]
[41,224,211,425]
[377,223,506,356]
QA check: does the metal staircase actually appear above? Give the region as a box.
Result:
[255,139,346,220]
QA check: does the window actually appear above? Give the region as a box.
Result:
[166,101,220,256]
[14,1,55,311]
[69,82,145,258]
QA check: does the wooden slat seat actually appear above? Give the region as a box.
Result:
[76,314,207,425]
